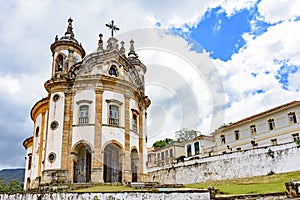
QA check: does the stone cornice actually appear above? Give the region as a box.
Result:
[23,136,33,149]
[30,97,49,121]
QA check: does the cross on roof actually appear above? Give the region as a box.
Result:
[105,20,119,37]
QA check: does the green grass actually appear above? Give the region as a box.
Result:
[185,170,300,195]
[70,171,300,195]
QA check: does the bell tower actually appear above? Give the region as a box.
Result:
[50,18,85,78]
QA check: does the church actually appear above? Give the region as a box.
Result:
[23,18,151,190]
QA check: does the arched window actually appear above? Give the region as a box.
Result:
[109,105,119,126]
[108,65,118,76]
[56,54,64,71]
[79,105,89,124]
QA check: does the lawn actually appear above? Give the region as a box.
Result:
[185,170,300,195]
[70,171,300,195]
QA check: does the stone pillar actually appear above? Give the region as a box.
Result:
[123,94,131,182]
[91,88,104,183]
[68,50,74,70]
[138,108,144,182]
[61,90,74,183]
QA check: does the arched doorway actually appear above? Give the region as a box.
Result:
[73,143,92,183]
[131,149,139,182]
[103,143,123,183]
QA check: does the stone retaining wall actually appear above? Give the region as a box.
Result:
[0,191,211,200]
[148,143,300,184]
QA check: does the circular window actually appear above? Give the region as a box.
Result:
[53,94,60,102]
[35,126,40,137]
[50,121,58,130]
[48,153,56,163]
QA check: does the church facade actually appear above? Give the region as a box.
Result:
[23,19,150,190]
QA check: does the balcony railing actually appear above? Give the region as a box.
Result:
[79,117,88,124]
[109,118,119,126]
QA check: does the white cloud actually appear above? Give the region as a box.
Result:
[211,18,300,126]
[258,0,300,24]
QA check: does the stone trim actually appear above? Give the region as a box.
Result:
[75,100,93,105]
[105,99,123,105]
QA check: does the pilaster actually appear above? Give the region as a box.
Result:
[138,108,144,181]
[123,94,131,182]
[92,88,104,183]
[61,90,74,183]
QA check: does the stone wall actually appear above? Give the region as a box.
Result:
[0,191,211,200]
[148,142,300,184]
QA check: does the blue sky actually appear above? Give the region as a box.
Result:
[0,0,300,169]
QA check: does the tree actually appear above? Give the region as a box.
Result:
[0,179,23,193]
[7,180,23,192]
[0,178,8,193]
[175,128,199,142]
[152,138,173,148]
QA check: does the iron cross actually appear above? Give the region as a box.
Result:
[105,20,119,37]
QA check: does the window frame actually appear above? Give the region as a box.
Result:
[131,109,139,133]
[169,149,173,158]
[250,124,257,135]
[79,105,89,125]
[292,133,299,142]
[194,142,200,155]
[268,118,275,130]
[271,138,278,146]
[187,144,192,157]
[288,112,297,124]
[220,134,226,144]
[27,154,32,170]
[234,130,240,140]
[106,99,123,126]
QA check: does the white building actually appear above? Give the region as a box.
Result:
[185,135,214,158]
[23,19,151,190]
[212,101,300,154]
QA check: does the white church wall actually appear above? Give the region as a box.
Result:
[24,145,32,188]
[102,126,125,148]
[31,114,42,180]
[45,92,65,170]
[72,126,95,148]
[130,131,139,150]
[148,142,300,184]
[41,111,48,172]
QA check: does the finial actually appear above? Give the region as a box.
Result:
[99,33,103,44]
[128,39,137,58]
[130,39,135,51]
[98,33,104,51]
[55,35,58,42]
[65,17,74,38]
[120,41,125,55]
[105,20,119,37]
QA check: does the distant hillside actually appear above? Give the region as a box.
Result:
[0,169,25,184]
